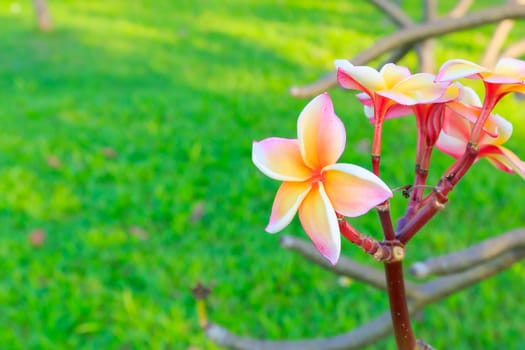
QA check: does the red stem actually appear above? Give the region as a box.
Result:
[397,140,478,244]
[385,261,416,350]
[377,202,416,349]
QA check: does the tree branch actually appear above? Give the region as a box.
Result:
[417,0,437,73]
[447,0,474,18]
[290,3,525,98]
[279,235,402,293]
[203,231,525,350]
[410,228,525,278]
[369,0,414,28]
[501,38,525,58]
[415,247,525,305]
[479,0,525,67]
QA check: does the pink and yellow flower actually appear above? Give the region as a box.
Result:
[335,60,449,114]
[436,110,525,180]
[252,93,393,264]
[436,57,525,111]
[335,60,449,174]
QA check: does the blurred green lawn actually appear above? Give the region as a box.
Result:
[0,1,524,349]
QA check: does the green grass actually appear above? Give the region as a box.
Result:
[0,1,524,349]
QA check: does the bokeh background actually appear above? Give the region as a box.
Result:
[0,1,524,349]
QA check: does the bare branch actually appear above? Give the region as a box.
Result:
[290,3,525,98]
[279,235,394,292]
[205,311,394,350]
[369,0,414,28]
[410,228,525,278]
[416,247,525,305]
[480,18,515,68]
[204,234,525,350]
[479,0,525,67]
[501,38,525,58]
[417,0,438,72]
[447,0,474,18]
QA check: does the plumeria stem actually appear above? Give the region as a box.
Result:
[469,86,500,143]
[377,202,416,349]
[398,164,430,231]
[372,154,381,176]
[377,201,395,241]
[371,97,394,176]
[446,85,498,183]
[337,214,403,262]
[397,189,448,244]
[444,141,479,186]
[398,120,481,244]
[397,140,474,244]
[385,261,416,350]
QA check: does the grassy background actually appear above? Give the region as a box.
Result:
[0,0,524,349]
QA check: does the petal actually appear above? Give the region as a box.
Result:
[384,104,414,119]
[480,114,512,145]
[356,92,373,106]
[480,145,525,180]
[379,63,411,88]
[483,75,524,84]
[445,102,498,137]
[298,93,346,169]
[357,93,413,122]
[379,73,449,105]
[253,138,312,181]
[375,90,420,105]
[322,163,392,217]
[433,83,460,103]
[435,131,466,159]
[493,57,525,79]
[266,181,312,233]
[298,183,340,265]
[337,68,370,93]
[335,59,385,91]
[496,82,525,95]
[442,106,473,141]
[457,85,482,106]
[436,59,487,82]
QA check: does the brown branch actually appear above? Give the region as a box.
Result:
[290,3,525,98]
[205,311,395,350]
[410,228,525,278]
[279,235,406,294]
[501,38,525,58]
[417,0,437,73]
[415,247,525,305]
[369,0,414,28]
[479,0,524,67]
[447,0,474,18]
[203,232,525,349]
[480,19,515,68]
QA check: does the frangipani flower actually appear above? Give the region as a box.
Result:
[443,84,499,137]
[436,57,525,110]
[252,93,393,264]
[335,60,450,173]
[335,60,449,113]
[436,111,525,180]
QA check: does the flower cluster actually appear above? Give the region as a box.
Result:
[253,57,525,264]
